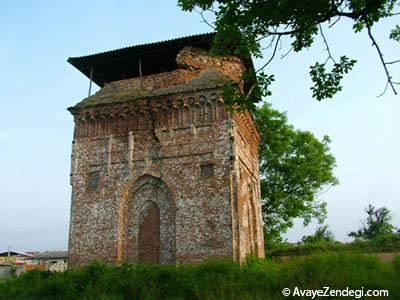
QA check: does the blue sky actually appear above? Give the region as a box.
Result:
[0,1,399,251]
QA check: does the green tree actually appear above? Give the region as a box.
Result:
[301,225,336,244]
[349,204,397,240]
[179,0,400,111]
[255,103,338,242]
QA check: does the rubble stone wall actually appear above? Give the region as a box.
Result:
[232,112,265,261]
[68,46,264,267]
[69,89,237,267]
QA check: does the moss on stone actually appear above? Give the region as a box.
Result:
[74,69,233,109]
[75,89,147,108]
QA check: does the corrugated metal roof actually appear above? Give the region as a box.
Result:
[68,32,214,60]
[68,33,215,87]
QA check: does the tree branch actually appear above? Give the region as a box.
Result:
[319,24,337,64]
[256,35,282,73]
[385,59,400,65]
[194,9,215,29]
[281,46,293,59]
[364,19,398,96]
[328,16,341,28]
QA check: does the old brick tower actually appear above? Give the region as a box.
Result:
[67,33,264,267]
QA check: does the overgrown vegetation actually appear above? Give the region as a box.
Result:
[266,234,400,258]
[0,253,399,300]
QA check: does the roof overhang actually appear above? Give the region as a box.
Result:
[68,33,215,87]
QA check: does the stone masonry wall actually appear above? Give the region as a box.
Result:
[69,89,235,267]
[231,112,265,261]
[68,46,264,267]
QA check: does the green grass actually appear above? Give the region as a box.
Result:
[0,253,399,300]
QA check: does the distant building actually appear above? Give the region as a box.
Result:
[0,250,68,276]
[32,251,68,272]
[0,250,31,278]
[0,250,32,265]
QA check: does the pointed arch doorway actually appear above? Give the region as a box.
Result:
[138,201,160,263]
[120,175,176,264]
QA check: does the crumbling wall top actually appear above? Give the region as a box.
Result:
[71,47,245,110]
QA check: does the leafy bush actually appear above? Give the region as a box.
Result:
[0,253,399,300]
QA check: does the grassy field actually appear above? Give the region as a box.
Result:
[0,252,399,300]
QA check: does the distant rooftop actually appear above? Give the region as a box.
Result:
[0,251,32,257]
[33,251,68,259]
[68,33,215,88]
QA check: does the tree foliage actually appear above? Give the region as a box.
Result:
[255,103,338,242]
[349,204,398,240]
[179,0,400,111]
[301,225,336,244]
